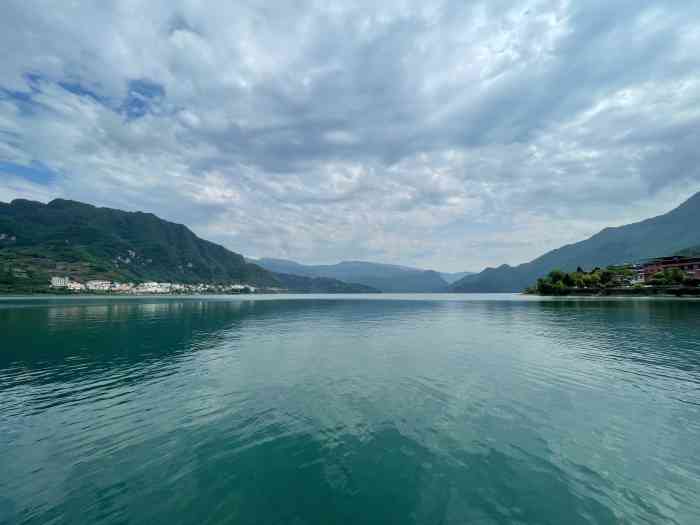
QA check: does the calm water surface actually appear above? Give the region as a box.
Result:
[1,294,699,524]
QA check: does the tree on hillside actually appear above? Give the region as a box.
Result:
[650,268,686,286]
[563,273,576,287]
[548,270,565,283]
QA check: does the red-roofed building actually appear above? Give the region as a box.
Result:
[641,256,700,282]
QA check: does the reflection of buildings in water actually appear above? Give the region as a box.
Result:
[48,306,86,322]
[42,298,256,330]
[137,302,177,317]
[48,304,117,326]
[45,302,166,324]
[84,305,110,319]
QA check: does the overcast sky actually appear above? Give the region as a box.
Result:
[2,1,700,272]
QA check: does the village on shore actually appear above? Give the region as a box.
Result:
[41,254,700,297]
[49,277,262,295]
[529,254,700,296]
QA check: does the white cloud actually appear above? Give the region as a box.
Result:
[0,174,61,204]
[1,0,700,271]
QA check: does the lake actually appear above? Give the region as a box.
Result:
[1,294,699,524]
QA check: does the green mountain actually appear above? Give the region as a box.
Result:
[254,258,449,292]
[451,191,700,293]
[0,199,377,294]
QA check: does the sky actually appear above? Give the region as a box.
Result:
[1,1,700,272]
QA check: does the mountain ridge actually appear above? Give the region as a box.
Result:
[451,191,700,292]
[253,257,449,292]
[0,199,377,293]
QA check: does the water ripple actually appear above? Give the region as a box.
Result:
[1,296,700,524]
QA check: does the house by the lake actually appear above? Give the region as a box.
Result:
[640,256,700,282]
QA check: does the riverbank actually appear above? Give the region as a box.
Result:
[530,286,700,297]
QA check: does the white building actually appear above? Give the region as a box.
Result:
[86,280,112,291]
[50,276,87,291]
[230,284,256,293]
[630,269,646,285]
[50,276,70,288]
[133,282,172,294]
[111,282,134,292]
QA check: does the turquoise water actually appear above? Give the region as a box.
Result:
[1,294,699,524]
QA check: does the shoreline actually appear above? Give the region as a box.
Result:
[529,286,700,297]
[2,292,700,302]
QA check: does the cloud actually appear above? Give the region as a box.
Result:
[1,0,700,271]
[0,172,61,204]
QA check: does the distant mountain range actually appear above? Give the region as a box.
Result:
[0,199,376,293]
[4,192,699,295]
[272,272,376,294]
[451,191,700,292]
[439,271,474,284]
[252,258,451,293]
[675,245,700,257]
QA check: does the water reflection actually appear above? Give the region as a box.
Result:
[1,296,700,524]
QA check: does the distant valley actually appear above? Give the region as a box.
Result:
[252,258,452,293]
[439,271,474,284]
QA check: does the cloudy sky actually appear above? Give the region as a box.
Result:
[1,1,700,272]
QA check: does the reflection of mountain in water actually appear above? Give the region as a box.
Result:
[2,297,700,524]
[1,300,251,379]
[3,297,700,387]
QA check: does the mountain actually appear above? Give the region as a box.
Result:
[273,273,377,293]
[0,199,377,293]
[254,258,449,292]
[251,258,317,277]
[675,245,700,257]
[0,198,276,285]
[451,191,700,292]
[440,271,474,284]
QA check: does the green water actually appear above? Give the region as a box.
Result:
[1,294,699,524]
